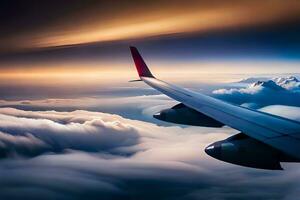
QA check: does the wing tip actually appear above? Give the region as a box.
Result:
[129,46,137,51]
[130,46,154,78]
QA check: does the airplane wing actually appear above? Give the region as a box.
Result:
[130,46,300,161]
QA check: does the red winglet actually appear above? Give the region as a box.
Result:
[130,46,154,78]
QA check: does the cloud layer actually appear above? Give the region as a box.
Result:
[213,76,300,108]
[0,94,176,125]
[0,108,141,158]
[1,76,300,199]
[0,107,300,199]
[0,107,230,199]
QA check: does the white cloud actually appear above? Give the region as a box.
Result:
[260,105,300,122]
[0,107,230,159]
[273,76,300,90]
[0,108,143,157]
[0,107,236,199]
[213,86,261,95]
[0,107,300,199]
[0,95,176,124]
[212,76,300,108]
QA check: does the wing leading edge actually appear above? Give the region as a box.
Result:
[130,46,300,160]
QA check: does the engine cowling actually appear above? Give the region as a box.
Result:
[153,103,224,127]
[205,133,285,170]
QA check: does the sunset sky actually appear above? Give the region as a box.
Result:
[1,0,300,85]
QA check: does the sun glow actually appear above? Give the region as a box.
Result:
[1,60,299,87]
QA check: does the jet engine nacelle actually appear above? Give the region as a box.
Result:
[153,103,224,127]
[204,133,297,170]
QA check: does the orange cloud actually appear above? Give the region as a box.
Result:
[4,0,300,50]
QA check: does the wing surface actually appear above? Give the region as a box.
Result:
[130,46,300,159]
